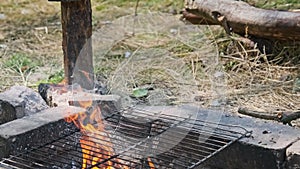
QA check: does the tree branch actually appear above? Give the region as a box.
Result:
[238,107,300,126]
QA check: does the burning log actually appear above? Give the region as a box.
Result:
[182,0,300,41]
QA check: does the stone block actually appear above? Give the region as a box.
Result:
[0,100,16,125]
[138,106,300,169]
[0,106,85,159]
[0,104,299,169]
[195,109,300,169]
[286,140,300,169]
[135,105,300,169]
[0,86,49,124]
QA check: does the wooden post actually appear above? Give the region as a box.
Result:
[50,0,94,90]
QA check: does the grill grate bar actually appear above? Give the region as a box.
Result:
[88,110,195,168]
[188,138,237,169]
[3,143,82,168]
[0,158,28,169]
[1,106,250,169]
[1,131,225,168]
[110,129,223,156]
[131,107,247,135]
[1,156,43,169]
[28,144,82,167]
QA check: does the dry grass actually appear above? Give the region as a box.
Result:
[93,12,300,125]
[0,0,183,91]
[0,0,62,90]
[0,0,299,126]
[219,37,300,126]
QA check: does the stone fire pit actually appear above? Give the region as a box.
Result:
[0,85,299,169]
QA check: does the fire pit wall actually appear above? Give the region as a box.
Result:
[0,86,83,158]
[197,111,300,169]
[0,86,299,169]
[0,106,83,159]
[0,86,49,125]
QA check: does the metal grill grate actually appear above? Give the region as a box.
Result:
[0,106,250,169]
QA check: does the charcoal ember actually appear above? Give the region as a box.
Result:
[0,85,49,124]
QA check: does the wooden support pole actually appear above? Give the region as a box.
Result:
[60,0,94,90]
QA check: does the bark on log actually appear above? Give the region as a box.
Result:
[61,0,94,90]
[182,0,300,40]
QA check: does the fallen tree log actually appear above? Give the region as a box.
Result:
[181,0,300,40]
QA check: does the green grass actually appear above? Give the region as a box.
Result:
[3,53,38,73]
[93,0,183,10]
[2,53,40,86]
[38,69,64,84]
[246,0,300,10]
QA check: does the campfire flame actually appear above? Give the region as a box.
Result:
[65,91,129,169]
[147,157,156,169]
[61,78,156,168]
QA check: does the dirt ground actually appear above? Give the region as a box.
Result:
[0,0,299,127]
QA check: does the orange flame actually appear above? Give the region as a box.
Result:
[59,70,124,168]
[64,88,127,169]
[63,82,155,168]
[66,104,157,168]
[67,103,119,168]
[147,157,156,169]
